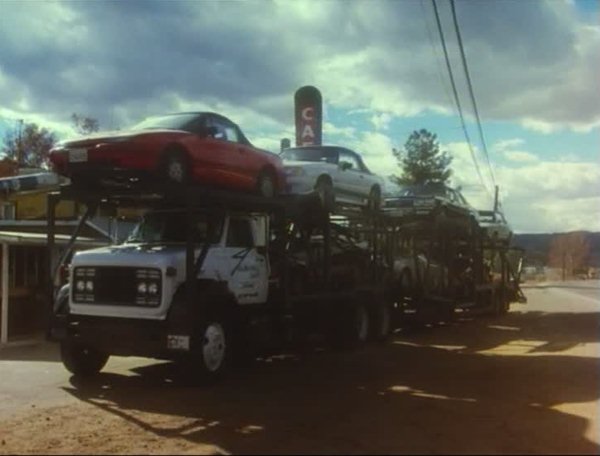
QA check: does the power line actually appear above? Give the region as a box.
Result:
[431,0,489,195]
[419,0,455,116]
[449,0,496,188]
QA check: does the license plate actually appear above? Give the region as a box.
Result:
[167,334,190,351]
[68,148,88,163]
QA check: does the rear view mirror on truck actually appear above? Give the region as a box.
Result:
[252,215,269,248]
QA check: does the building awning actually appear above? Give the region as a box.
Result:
[0,230,108,247]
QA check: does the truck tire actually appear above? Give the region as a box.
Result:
[60,341,109,378]
[495,292,509,316]
[370,300,392,342]
[188,312,233,384]
[330,301,370,350]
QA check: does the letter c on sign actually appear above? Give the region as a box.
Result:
[302,107,314,121]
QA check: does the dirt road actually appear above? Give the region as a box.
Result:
[1,282,599,454]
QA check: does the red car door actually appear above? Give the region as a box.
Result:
[219,120,258,190]
[184,116,253,191]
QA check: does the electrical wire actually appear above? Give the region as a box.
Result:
[449,0,497,189]
[419,0,456,116]
[431,0,490,196]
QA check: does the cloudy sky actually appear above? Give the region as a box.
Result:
[0,0,598,233]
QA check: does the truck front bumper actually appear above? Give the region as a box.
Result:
[57,314,192,360]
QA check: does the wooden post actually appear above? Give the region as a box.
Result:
[493,186,499,222]
[1,243,9,344]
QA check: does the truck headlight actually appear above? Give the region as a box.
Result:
[85,281,94,292]
[148,283,158,295]
[137,282,147,294]
[134,268,161,305]
[76,280,86,292]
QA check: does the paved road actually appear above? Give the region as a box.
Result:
[523,280,600,307]
[1,282,599,454]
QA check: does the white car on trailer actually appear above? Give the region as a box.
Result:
[281,145,384,211]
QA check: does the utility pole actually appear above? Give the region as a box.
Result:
[493,185,499,222]
[17,119,23,170]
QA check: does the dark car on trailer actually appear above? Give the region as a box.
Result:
[384,181,479,222]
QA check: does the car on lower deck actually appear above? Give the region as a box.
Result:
[280,146,384,211]
[477,209,512,243]
[49,112,285,197]
[384,182,479,223]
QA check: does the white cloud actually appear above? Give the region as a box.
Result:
[493,138,525,152]
[521,118,561,134]
[443,139,600,232]
[370,112,392,131]
[323,122,357,141]
[496,160,600,232]
[503,151,539,162]
[0,0,597,234]
[504,196,600,233]
[491,138,539,162]
[349,131,396,176]
[0,0,597,133]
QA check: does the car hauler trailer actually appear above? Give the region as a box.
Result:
[46,181,525,383]
[378,206,526,327]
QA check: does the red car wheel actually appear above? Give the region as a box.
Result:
[257,171,276,198]
[161,150,190,184]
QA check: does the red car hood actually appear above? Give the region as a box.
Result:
[58,129,189,148]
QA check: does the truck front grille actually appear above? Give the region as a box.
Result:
[72,266,162,307]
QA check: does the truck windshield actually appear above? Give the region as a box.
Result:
[125,211,223,244]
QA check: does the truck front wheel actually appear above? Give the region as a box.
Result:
[60,341,109,378]
[189,314,233,383]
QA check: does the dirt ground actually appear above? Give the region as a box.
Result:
[1,285,599,454]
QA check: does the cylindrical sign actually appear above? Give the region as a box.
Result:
[294,86,322,146]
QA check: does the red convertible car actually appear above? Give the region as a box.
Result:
[49,112,286,197]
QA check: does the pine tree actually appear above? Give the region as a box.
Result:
[392,129,452,186]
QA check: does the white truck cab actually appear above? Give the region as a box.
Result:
[69,209,271,321]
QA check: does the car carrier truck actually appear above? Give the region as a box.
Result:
[47,181,525,383]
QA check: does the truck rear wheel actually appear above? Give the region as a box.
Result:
[370,300,392,342]
[330,301,370,350]
[60,341,109,378]
[494,292,509,316]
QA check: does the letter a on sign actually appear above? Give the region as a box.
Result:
[294,86,322,146]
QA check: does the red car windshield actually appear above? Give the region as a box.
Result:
[129,113,200,131]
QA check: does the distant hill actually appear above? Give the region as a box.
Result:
[513,232,600,267]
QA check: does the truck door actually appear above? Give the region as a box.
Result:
[221,216,269,305]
